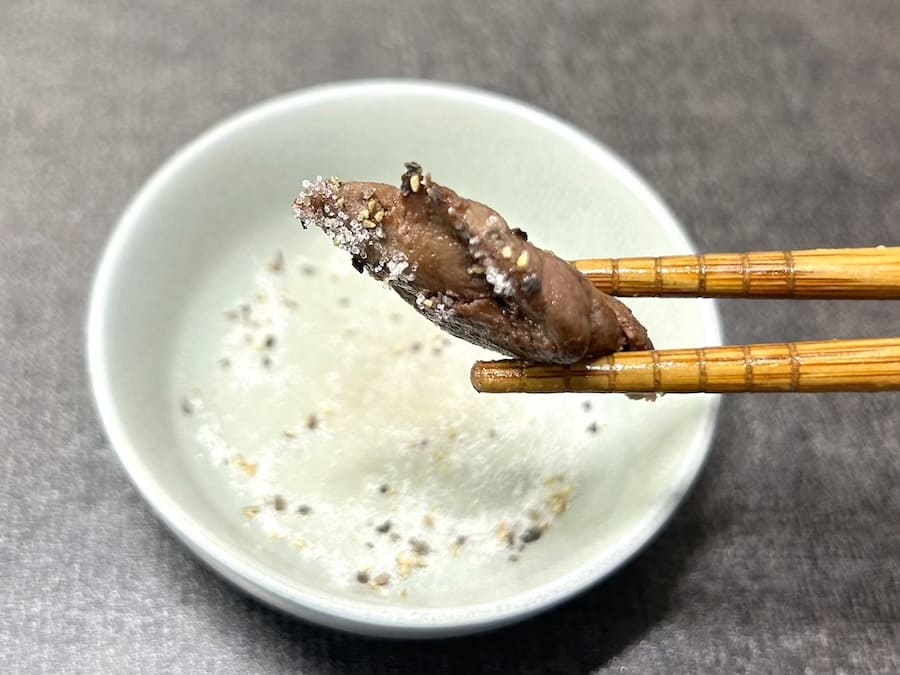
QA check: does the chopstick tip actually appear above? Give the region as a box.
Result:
[470,360,525,393]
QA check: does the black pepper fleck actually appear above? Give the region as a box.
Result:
[586,421,599,434]
[521,273,542,294]
[296,504,311,515]
[409,538,430,555]
[262,356,272,368]
[218,357,231,369]
[264,334,276,349]
[273,495,287,511]
[180,398,193,415]
[521,526,543,544]
[300,263,317,276]
[378,483,390,494]
[400,161,423,197]
[306,414,318,430]
[356,570,370,584]
[375,520,392,534]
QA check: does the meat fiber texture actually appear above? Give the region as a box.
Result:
[293,163,652,365]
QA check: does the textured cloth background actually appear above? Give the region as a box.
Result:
[2,1,899,673]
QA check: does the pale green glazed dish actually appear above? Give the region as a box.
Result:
[87,80,722,637]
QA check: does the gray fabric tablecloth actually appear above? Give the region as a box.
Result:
[3,2,898,673]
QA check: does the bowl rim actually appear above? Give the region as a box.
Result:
[87,78,723,637]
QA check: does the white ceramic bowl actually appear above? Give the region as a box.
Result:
[88,80,721,637]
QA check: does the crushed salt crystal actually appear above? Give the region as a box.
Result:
[485,262,513,296]
[386,259,409,281]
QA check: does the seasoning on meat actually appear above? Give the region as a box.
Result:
[293,164,652,364]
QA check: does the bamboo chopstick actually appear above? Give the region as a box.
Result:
[470,338,900,394]
[573,247,900,299]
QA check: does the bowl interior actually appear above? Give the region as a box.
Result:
[90,81,721,635]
